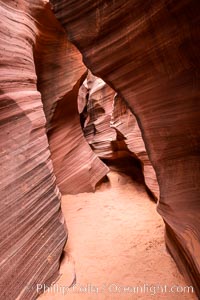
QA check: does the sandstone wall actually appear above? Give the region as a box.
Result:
[50,0,200,295]
[79,73,159,199]
[0,1,108,298]
[0,1,66,299]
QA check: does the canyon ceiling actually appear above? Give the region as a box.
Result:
[0,0,200,299]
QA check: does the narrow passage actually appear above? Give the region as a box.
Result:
[39,171,196,300]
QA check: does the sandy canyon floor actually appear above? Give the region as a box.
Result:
[39,172,197,300]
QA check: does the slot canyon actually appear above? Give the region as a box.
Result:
[0,0,199,299]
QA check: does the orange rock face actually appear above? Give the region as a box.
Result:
[0,0,108,298]
[79,72,159,199]
[0,1,66,299]
[80,72,116,159]
[50,0,200,296]
[47,71,109,194]
[111,94,159,199]
[34,25,109,194]
[34,5,108,194]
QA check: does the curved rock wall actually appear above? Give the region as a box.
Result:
[47,71,109,194]
[0,0,107,298]
[50,0,200,295]
[79,72,159,199]
[33,15,109,194]
[0,1,66,299]
[111,94,159,199]
[80,71,116,159]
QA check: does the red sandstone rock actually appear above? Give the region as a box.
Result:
[79,73,159,199]
[80,72,116,159]
[34,25,109,194]
[111,94,159,199]
[0,1,66,299]
[50,0,200,296]
[47,71,109,194]
[0,0,108,298]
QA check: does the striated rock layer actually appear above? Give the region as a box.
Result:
[0,1,66,299]
[79,72,116,159]
[111,94,159,199]
[51,0,200,296]
[79,73,159,199]
[0,0,107,299]
[33,18,108,194]
[47,70,109,195]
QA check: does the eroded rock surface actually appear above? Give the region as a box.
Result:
[50,0,200,295]
[111,94,159,199]
[79,73,159,199]
[79,72,116,159]
[47,72,109,195]
[34,28,108,194]
[0,1,66,299]
[0,0,107,299]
